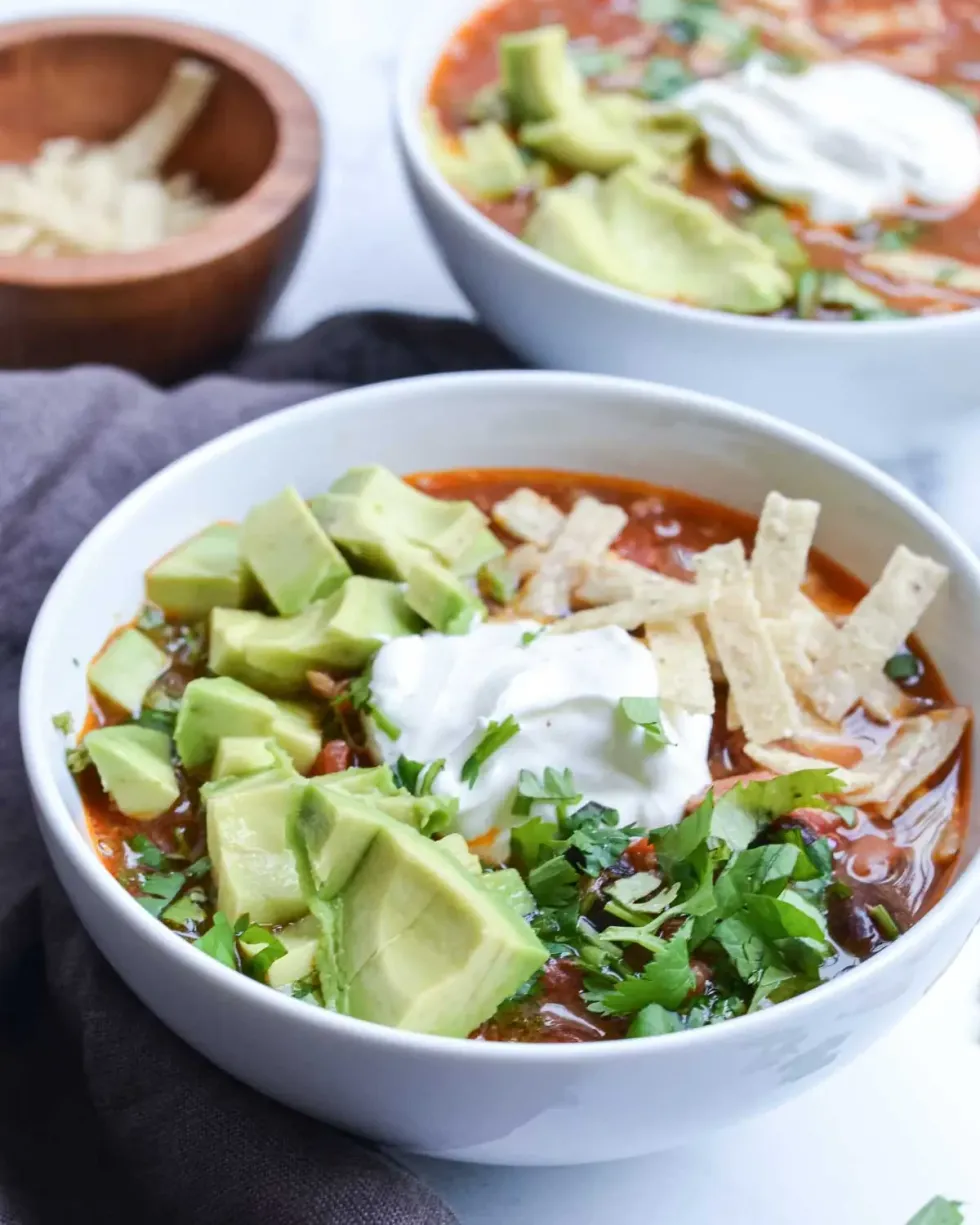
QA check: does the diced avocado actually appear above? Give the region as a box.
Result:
[241,914,321,989]
[243,578,424,686]
[85,725,179,819]
[241,486,351,617]
[741,205,809,277]
[327,466,489,569]
[405,557,486,634]
[212,736,289,780]
[524,169,793,313]
[272,700,322,774]
[436,832,482,875]
[145,523,252,619]
[481,867,536,917]
[423,111,530,202]
[452,528,505,578]
[340,818,548,1037]
[310,493,431,580]
[817,272,888,313]
[174,676,278,770]
[499,24,583,124]
[310,764,400,797]
[206,770,307,925]
[207,608,281,693]
[87,628,170,715]
[372,792,458,836]
[520,107,638,175]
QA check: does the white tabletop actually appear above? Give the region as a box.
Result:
[3,0,978,1218]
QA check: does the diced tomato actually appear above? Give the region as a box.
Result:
[625,836,658,873]
[789,806,845,839]
[310,740,352,776]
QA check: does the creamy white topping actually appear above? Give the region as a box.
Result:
[367,621,712,841]
[675,59,980,224]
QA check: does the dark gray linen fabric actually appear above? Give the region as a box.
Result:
[0,311,519,1225]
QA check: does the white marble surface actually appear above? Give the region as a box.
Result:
[4,0,979,1219]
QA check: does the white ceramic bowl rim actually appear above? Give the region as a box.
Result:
[20,370,980,1062]
[393,0,979,340]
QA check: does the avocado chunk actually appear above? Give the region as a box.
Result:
[436,832,482,875]
[326,465,489,569]
[241,486,351,616]
[207,609,287,695]
[340,818,548,1037]
[405,557,486,634]
[271,700,322,774]
[206,769,307,925]
[241,914,321,989]
[85,725,179,819]
[87,628,170,715]
[423,111,531,201]
[452,528,505,578]
[524,169,793,313]
[174,676,278,770]
[499,24,583,123]
[145,523,252,619]
[520,107,638,175]
[212,736,291,780]
[242,578,424,687]
[481,867,536,917]
[310,493,431,580]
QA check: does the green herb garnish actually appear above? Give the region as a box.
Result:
[161,891,208,928]
[393,755,446,796]
[135,871,186,918]
[619,696,671,751]
[521,626,546,646]
[65,743,91,774]
[639,56,695,100]
[136,603,166,632]
[194,911,238,970]
[514,767,582,819]
[137,708,178,735]
[906,1198,965,1225]
[52,711,73,735]
[885,651,921,681]
[868,902,900,941]
[460,716,520,787]
[570,46,629,78]
[345,675,401,741]
[238,921,288,982]
[128,833,167,870]
[585,921,695,1015]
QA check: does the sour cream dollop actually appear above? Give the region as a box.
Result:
[675,59,980,224]
[367,621,712,841]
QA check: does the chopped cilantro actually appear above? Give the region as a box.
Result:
[868,902,900,942]
[627,1002,684,1037]
[345,676,401,741]
[460,716,520,787]
[161,893,207,928]
[185,855,211,878]
[51,711,73,735]
[885,651,921,682]
[136,872,185,918]
[238,921,288,982]
[639,56,694,100]
[137,708,178,735]
[514,766,582,819]
[585,921,695,1015]
[619,696,671,751]
[291,974,323,1005]
[194,911,238,970]
[136,604,166,632]
[128,833,167,871]
[520,626,546,647]
[510,815,559,871]
[393,755,445,796]
[570,46,629,77]
[65,743,91,774]
[527,856,580,908]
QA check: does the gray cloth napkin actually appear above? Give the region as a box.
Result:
[0,311,519,1225]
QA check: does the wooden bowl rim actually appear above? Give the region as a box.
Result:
[0,14,322,287]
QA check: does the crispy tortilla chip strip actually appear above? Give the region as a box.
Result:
[763,616,814,689]
[521,496,628,618]
[576,555,704,608]
[695,540,799,744]
[743,742,873,794]
[695,615,725,683]
[726,687,741,730]
[791,592,838,659]
[857,708,969,819]
[804,546,948,722]
[491,488,564,546]
[644,618,714,715]
[860,673,915,725]
[751,492,820,616]
[549,585,705,633]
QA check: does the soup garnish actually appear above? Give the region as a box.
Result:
[59,467,970,1040]
[426,0,980,319]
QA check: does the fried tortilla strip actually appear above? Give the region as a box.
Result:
[857,708,969,819]
[575,555,705,609]
[549,584,705,633]
[743,742,873,794]
[860,673,915,724]
[726,687,741,730]
[804,546,948,722]
[491,488,564,546]
[791,592,838,658]
[695,539,799,744]
[751,491,820,617]
[695,614,725,683]
[645,618,714,715]
[521,496,628,617]
[763,616,814,689]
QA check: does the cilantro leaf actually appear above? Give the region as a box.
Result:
[52,711,73,735]
[639,56,694,100]
[563,802,636,875]
[521,627,546,646]
[66,743,92,774]
[238,922,288,983]
[906,1198,965,1225]
[619,696,671,751]
[651,793,713,869]
[714,768,845,851]
[713,843,800,918]
[713,913,773,985]
[585,921,695,1015]
[527,856,580,908]
[136,872,185,918]
[510,815,560,871]
[868,902,900,941]
[194,911,238,970]
[744,889,829,946]
[460,716,520,787]
[128,833,167,871]
[393,755,445,796]
[570,46,629,78]
[514,766,582,818]
[137,708,177,735]
[627,1002,684,1037]
[185,855,212,878]
[161,893,207,927]
[345,676,401,741]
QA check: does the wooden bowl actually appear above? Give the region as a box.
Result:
[0,16,322,381]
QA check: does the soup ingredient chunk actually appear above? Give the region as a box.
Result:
[366,620,712,840]
[85,724,179,819]
[145,523,252,619]
[87,628,170,715]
